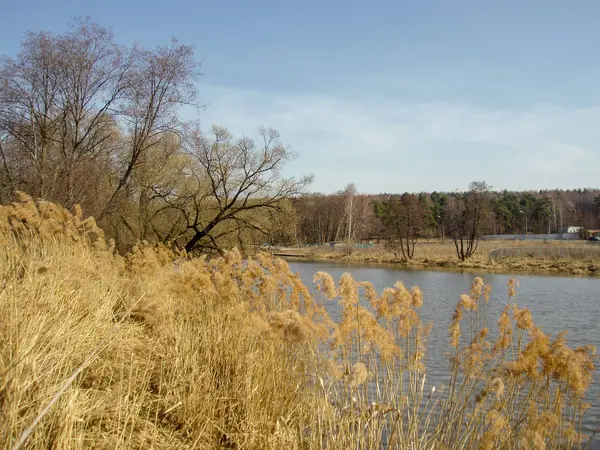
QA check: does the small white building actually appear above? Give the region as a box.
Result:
[560,226,584,234]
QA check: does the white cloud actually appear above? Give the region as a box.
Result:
[196,84,600,193]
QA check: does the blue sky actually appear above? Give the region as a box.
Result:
[2,0,600,193]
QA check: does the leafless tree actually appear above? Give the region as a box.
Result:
[294,193,346,244]
[446,181,491,261]
[377,193,425,261]
[0,19,130,208]
[99,38,200,220]
[0,18,200,222]
[341,183,356,242]
[151,126,312,253]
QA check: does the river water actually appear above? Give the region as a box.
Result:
[287,259,600,447]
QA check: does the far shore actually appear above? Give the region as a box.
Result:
[271,240,600,277]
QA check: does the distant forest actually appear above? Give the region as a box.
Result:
[293,184,600,245]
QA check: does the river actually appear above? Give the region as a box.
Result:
[287,259,600,447]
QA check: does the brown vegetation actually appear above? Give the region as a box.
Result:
[1,195,597,449]
[278,239,600,276]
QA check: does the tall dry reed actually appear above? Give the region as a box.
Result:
[0,194,596,449]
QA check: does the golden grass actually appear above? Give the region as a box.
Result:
[1,194,597,449]
[291,240,600,276]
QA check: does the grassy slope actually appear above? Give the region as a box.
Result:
[0,195,321,449]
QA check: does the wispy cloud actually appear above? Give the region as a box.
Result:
[197,85,600,194]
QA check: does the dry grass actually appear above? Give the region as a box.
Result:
[489,246,600,261]
[290,240,600,276]
[0,194,597,449]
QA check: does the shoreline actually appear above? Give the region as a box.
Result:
[275,251,600,278]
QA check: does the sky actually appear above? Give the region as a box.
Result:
[1,0,600,194]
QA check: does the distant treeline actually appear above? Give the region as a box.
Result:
[293,184,600,245]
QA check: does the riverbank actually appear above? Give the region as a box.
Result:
[274,240,600,276]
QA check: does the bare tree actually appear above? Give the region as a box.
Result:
[0,30,61,199]
[99,38,200,220]
[293,193,346,244]
[342,183,356,242]
[446,181,491,261]
[0,19,129,208]
[376,193,425,261]
[151,126,312,253]
[0,18,201,223]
